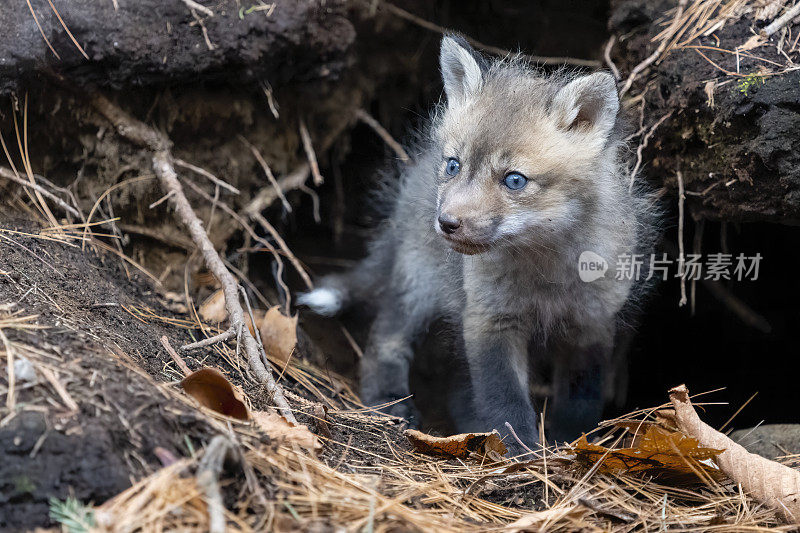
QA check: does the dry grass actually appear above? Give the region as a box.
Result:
[88,398,794,532]
[3,11,800,526]
[621,0,800,94]
[3,245,792,531]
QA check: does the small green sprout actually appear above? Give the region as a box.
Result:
[49,496,95,533]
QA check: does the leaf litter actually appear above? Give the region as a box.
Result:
[1,220,796,531]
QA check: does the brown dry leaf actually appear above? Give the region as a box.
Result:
[670,384,800,524]
[198,289,227,322]
[738,34,766,51]
[252,410,321,451]
[404,429,507,459]
[572,425,725,484]
[181,367,249,420]
[259,306,297,364]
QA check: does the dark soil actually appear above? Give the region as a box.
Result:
[2,219,555,530]
[0,0,355,94]
[610,0,800,222]
[0,222,219,530]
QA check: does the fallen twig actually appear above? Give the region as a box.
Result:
[181,328,236,352]
[88,91,296,424]
[505,421,539,459]
[762,2,800,37]
[578,497,635,523]
[160,335,192,376]
[669,385,800,524]
[197,435,232,533]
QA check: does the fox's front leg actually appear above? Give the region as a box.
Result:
[360,302,426,422]
[548,325,615,442]
[462,311,538,454]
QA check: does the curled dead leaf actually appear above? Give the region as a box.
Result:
[670,384,800,524]
[252,410,321,451]
[181,367,249,420]
[572,425,725,484]
[405,429,507,459]
[259,306,298,364]
[198,289,227,323]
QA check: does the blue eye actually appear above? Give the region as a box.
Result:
[503,172,528,190]
[445,158,461,176]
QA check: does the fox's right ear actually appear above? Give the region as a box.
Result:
[440,35,485,105]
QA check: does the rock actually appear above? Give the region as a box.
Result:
[730,424,800,460]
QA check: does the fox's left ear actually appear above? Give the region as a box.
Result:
[440,35,486,105]
[551,72,619,137]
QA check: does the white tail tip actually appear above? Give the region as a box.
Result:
[297,287,343,316]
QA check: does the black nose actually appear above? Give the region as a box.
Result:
[438,213,461,234]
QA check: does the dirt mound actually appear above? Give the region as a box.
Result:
[610,0,800,222]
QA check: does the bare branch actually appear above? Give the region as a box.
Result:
[299,119,323,186]
[181,328,236,352]
[762,2,800,37]
[88,92,296,423]
[0,166,81,219]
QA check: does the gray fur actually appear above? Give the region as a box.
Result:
[300,36,656,454]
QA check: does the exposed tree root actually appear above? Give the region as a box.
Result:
[88,91,296,424]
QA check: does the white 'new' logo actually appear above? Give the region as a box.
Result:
[578,251,608,282]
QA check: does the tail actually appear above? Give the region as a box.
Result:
[297,281,348,316]
[297,230,395,316]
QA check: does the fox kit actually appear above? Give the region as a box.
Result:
[300,36,654,453]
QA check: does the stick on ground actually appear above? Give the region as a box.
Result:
[197,435,232,533]
[88,91,296,424]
